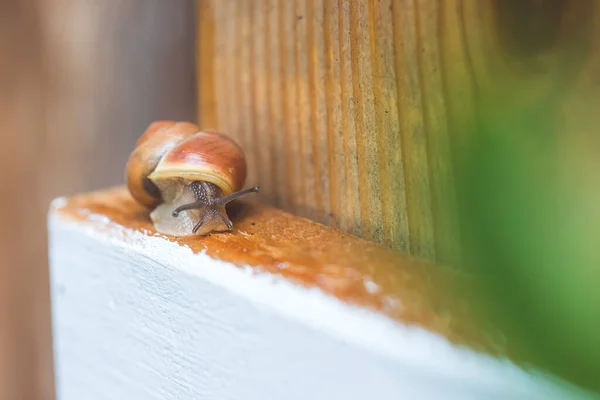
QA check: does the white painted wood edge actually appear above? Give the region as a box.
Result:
[48,197,599,400]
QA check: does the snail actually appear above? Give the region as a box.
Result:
[125,120,259,236]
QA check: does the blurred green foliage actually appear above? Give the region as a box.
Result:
[456,106,600,390]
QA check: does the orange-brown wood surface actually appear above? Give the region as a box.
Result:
[196,0,599,266]
[53,186,512,362]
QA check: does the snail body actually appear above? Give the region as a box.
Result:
[125,121,259,236]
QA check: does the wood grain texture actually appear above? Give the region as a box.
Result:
[197,0,599,265]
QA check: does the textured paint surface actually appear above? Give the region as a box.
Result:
[48,195,598,400]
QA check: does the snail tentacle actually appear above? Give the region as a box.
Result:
[221,215,233,230]
[214,186,260,205]
[192,218,205,234]
[172,201,206,217]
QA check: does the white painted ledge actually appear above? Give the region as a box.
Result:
[48,189,599,400]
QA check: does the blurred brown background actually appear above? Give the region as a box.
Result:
[0,1,196,399]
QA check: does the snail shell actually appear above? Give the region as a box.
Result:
[125,121,258,236]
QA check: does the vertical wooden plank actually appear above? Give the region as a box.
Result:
[415,0,461,263]
[294,0,313,218]
[197,0,216,128]
[251,0,272,202]
[196,0,600,267]
[265,0,284,208]
[238,0,256,192]
[365,0,407,251]
[323,0,345,231]
[223,0,244,169]
[307,0,330,223]
[392,0,435,259]
[338,0,362,236]
[210,0,227,129]
[438,0,478,170]
[350,0,383,243]
[371,0,410,252]
[280,0,302,214]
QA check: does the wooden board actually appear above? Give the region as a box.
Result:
[196,0,600,266]
[48,187,599,399]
